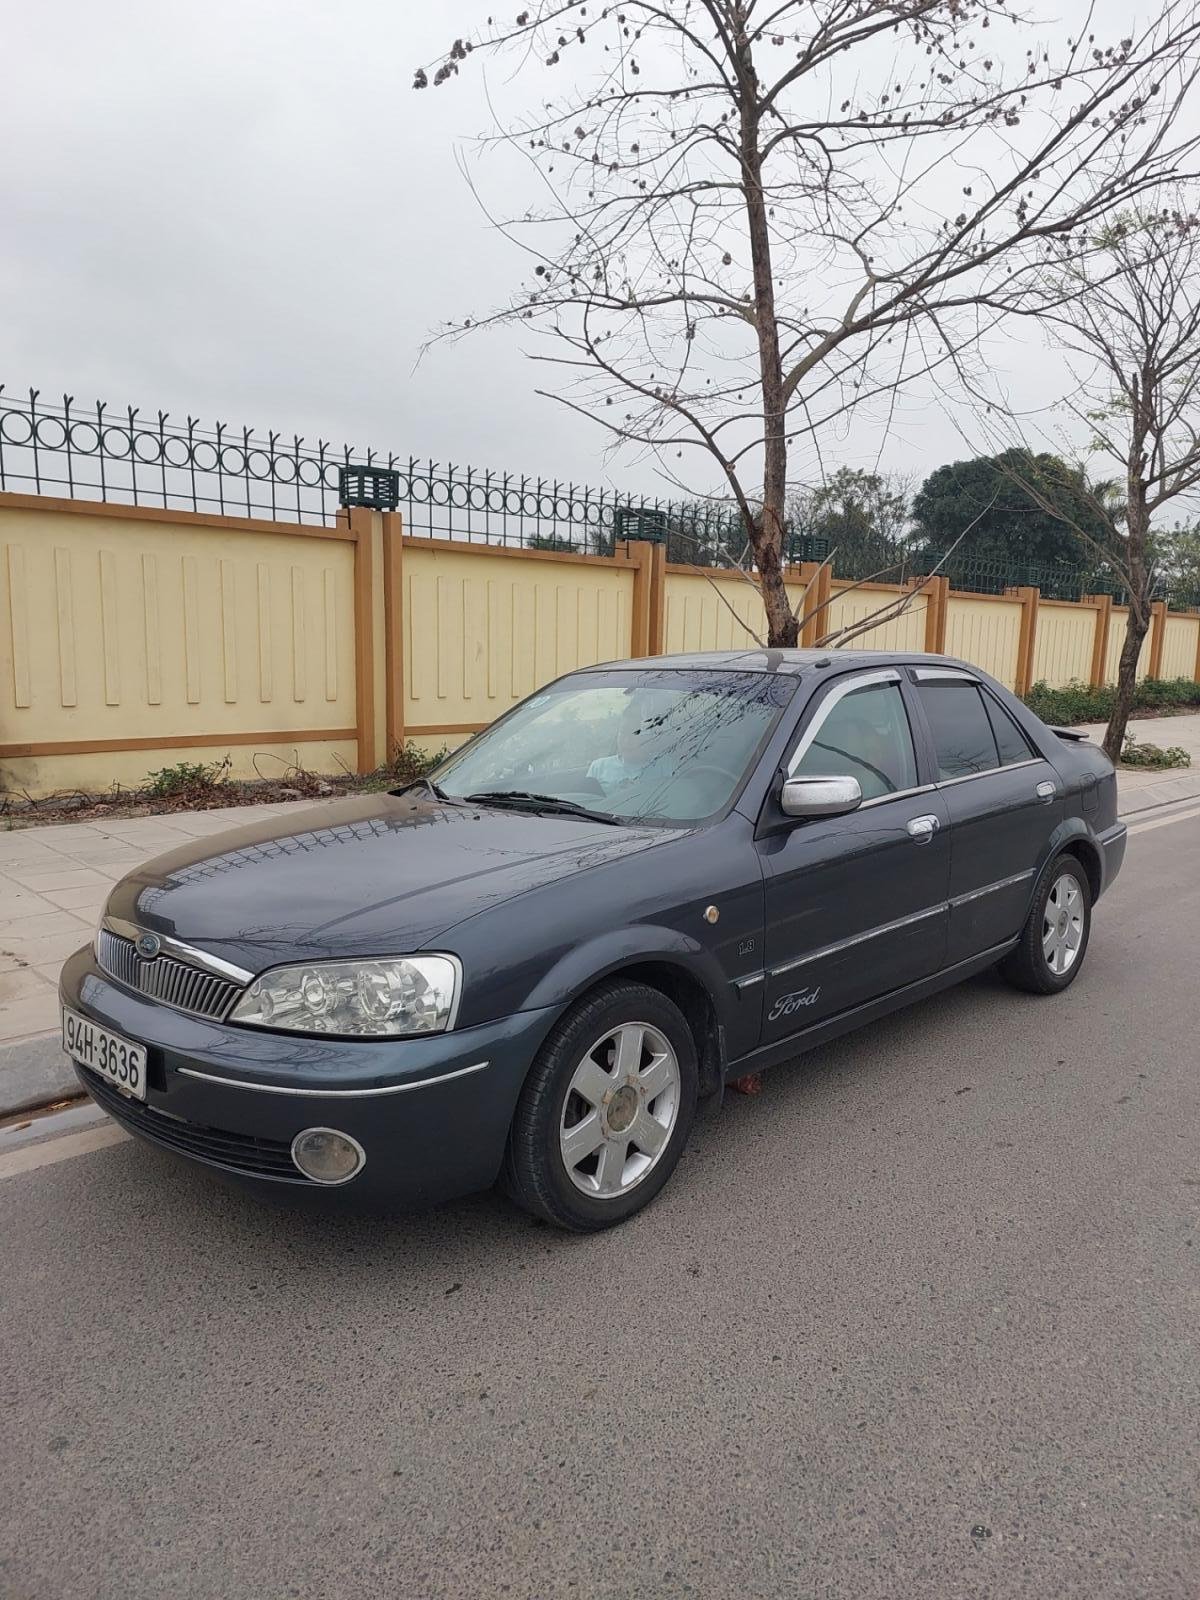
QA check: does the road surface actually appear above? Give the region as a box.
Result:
[2,804,1198,1600]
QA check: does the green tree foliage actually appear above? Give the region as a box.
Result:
[1156,524,1200,605]
[786,470,912,580]
[910,451,1111,575]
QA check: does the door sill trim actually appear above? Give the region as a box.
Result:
[727,939,1018,1080]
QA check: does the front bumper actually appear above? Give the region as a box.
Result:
[60,947,559,1206]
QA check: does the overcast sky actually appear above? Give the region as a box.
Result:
[0,0,1156,502]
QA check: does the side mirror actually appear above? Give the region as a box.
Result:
[780,774,863,819]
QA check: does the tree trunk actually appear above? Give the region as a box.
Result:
[1103,480,1152,763]
[737,41,798,649]
[1102,606,1150,763]
[754,522,799,647]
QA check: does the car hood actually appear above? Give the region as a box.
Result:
[105,792,671,973]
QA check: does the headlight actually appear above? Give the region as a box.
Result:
[229,955,459,1037]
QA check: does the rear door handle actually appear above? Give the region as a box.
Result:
[1035,780,1056,801]
[907,814,940,844]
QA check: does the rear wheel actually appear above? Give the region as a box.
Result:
[502,981,698,1231]
[1000,855,1092,995]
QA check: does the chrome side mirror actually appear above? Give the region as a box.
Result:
[780,775,863,819]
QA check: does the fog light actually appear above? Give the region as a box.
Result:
[290,1127,366,1185]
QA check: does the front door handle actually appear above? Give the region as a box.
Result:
[907,814,940,844]
[1035,780,1057,801]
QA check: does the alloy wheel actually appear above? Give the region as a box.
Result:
[559,1021,681,1198]
[1042,872,1085,976]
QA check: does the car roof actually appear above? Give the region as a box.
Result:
[588,649,977,678]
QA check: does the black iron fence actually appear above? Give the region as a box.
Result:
[0,386,746,556]
[4,385,1194,604]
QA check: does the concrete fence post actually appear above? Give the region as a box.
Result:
[923,575,950,655]
[348,505,386,773]
[381,511,404,757]
[618,539,661,658]
[647,540,667,655]
[1147,598,1168,680]
[796,561,832,646]
[1005,585,1040,696]
[1083,594,1113,688]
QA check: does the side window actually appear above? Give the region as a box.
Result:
[982,691,1037,766]
[791,681,918,800]
[917,683,999,780]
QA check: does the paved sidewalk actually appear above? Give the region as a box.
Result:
[1077,713,1200,816]
[2,720,1199,1116]
[0,803,304,1112]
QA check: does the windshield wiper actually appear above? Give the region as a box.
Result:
[461,790,623,825]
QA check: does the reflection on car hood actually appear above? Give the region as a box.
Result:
[104,792,671,972]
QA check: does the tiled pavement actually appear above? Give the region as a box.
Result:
[0,805,304,1058]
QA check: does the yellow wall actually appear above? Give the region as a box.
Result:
[403,544,635,734]
[1160,613,1200,681]
[661,573,927,654]
[1103,610,1153,685]
[5,492,1199,800]
[663,570,768,652]
[825,585,927,652]
[944,594,1024,689]
[1,502,358,796]
[1031,602,1098,689]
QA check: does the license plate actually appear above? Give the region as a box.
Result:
[62,1007,148,1101]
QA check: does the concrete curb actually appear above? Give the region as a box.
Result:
[1117,771,1200,817]
[0,1032,78,1118]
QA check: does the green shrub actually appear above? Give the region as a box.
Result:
[1120,738,1192,769]
[389,741,448,783]
[357,741,450,792]
[1023,677,1200,726]
[143,758,231,801]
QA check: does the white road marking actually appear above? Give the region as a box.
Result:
[1126,803,1200,837]
[0,1121,128,1181]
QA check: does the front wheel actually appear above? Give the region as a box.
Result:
[502,981,698,1231]
[1000,855,1092,995]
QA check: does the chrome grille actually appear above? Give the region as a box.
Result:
[96,929,243,1020]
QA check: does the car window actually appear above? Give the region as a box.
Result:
[982,691,1036,766]
[434,668,796,824]
[790,681,918,800]
[917,683,1000,780]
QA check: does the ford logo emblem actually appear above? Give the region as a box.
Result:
[135,933,161,960]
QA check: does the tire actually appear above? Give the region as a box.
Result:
[1000,854,1092,995]
[502,981,699,1231]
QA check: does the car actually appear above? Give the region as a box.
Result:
[61,649,1126,1230]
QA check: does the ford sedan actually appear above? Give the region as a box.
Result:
[62,650,1126,1230]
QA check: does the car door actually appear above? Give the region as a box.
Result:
[757,668,951,1046]
[908,666,1063,960]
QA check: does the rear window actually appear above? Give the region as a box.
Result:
[982,692,1036,766]
[916,683,998,780]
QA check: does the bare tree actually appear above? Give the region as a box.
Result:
[417,2,1200,646]
[993,202,1200,759]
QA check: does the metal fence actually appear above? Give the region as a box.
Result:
[0,386,746,556]
[4,385,1193,603]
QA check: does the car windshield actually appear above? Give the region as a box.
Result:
[432,669,796,824]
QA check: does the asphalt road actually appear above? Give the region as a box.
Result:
[2,808,1198,1600]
